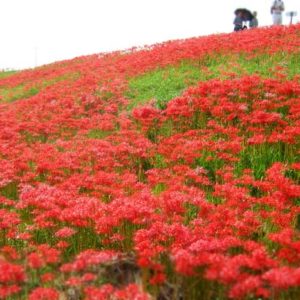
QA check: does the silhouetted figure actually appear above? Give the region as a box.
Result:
[271,0,285,25]
[234,9,255,32]
[234,11,244,31]
[250,11,258,28]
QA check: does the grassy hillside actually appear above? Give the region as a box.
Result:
[0,25,300,299]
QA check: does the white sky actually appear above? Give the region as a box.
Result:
[0,0,299,70]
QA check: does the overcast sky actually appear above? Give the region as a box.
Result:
[0,0,299,70]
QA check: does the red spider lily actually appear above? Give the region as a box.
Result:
[27,244,60,269]
[0,285,22,299]
[55,227,76,238]
[0,246,19,261]
[0,260,25,283]
[0,259,25,299]
[0,209,20,229]
[0,23,299,299]
[40,273,55,283]
[84,284,115,300]
[60,250,119,273]
[85,283,150,300]
[28,287,59,300]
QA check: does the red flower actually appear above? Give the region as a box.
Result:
[55,227,76,238]
[29,287,59,300]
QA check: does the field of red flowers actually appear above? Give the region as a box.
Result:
[0,25,300,299]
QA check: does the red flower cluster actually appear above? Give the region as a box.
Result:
[0,25,299,298]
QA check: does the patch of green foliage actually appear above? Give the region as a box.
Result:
[87,128,112,139]
[127,52,300,110]
[127,57,224,110]
[0,72,79,103]
[0,85,40,103]
[0,70,17,79]
[235,142,300,180]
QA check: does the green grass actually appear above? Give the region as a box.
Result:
[126,52,300,110]
[0,181,19,200]
[0,70,16,79]
[87,128,113,139]
[126,57,224,110]
[235,52,300,79]
[0,72,79,103]
[236,142,299,180]
[0,85,40,102]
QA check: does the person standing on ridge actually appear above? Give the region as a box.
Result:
[271,0,285,25]
[234,10,244,31]
[249,11,258,28]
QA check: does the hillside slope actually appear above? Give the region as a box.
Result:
[0,25,300,299]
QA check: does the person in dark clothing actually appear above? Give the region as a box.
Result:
[249,11,258,28]
[234,11,245,31]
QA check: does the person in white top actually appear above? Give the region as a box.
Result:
[271,0,285,25]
